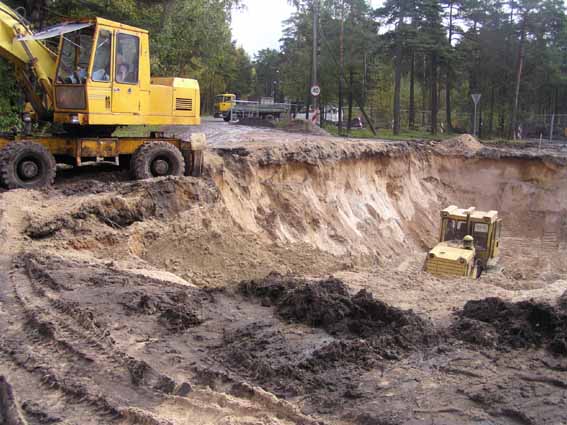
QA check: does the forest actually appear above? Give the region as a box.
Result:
[1,0,566,138]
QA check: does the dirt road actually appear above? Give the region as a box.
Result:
[1,127,566,424]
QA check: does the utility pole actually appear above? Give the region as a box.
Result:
[338,0,345,135]
[312,0,319,126]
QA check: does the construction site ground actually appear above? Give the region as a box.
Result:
[1,118,567,425]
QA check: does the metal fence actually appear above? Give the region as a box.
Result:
[518,114,567,141]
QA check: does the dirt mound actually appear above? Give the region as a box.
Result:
[278,119,330,136]
[26,177,218,239]
[453,297,567,354]
[434,134,483,155]
[239,273,437,353]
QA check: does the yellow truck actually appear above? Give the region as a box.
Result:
[214,94,290,122]
[214,93,236,120]
[0,3,204,190]
[424,206,502,278]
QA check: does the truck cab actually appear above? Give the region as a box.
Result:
[214,93,236,118]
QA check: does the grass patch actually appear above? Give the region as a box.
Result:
[113,125,161,137]
[323,123,455,141]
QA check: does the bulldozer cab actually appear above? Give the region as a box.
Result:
[439,206,502,268]
[425,206,502,278]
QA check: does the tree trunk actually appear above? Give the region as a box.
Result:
[430,52,438,134]
[510,14,527,140]
[445,0,454,132]
[488,85,495,135]
[338,0,345,135]
[409,51,415,130]
[393,18,403,135]
[347,69,354,133]
[422,54,427,128]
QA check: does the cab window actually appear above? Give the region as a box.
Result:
[444,219,468,242]
[116,33,139,84]
[56,27,94,84]
[92,30,111,82]
[473,222,489,250]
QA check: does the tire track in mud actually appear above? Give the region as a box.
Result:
[0,256,181,425]
[1,253,327,425]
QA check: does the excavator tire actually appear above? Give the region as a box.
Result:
[131,141,185,180]
[0,142,56,190]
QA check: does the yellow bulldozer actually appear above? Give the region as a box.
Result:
[0,3,205,190]
[424,206,502,278]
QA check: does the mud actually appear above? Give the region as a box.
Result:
[453,297,567,354]
[1,126,567,424]
[239,274,438,355]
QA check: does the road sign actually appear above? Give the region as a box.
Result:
[311,85,321,97]
[471,93,481,137]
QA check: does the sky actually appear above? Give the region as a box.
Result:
[232,0,381,58]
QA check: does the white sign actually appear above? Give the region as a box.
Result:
[471,93,481,105]
[311,85,321,97]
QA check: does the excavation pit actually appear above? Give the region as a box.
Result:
[1,131,567,424]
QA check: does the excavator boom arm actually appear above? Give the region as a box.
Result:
[0,2,57,117]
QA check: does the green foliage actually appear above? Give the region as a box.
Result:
[282,0,567,138]
[0,59,22,131]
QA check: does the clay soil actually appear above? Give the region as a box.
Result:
[1,122,567,425]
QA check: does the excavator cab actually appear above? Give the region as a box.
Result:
[51,18,200,133]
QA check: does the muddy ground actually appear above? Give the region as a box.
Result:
[1,121,567,425]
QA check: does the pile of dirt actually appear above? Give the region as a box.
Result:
[452,297,567,354]
[278,119,330,136]
[26,177,218,239]
[434,134,483,155]
[239,273,438,353]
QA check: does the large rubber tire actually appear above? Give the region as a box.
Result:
[223,112,231,122]
[131,141,185,180]
[183,150,204,177]
[0,142,56,190]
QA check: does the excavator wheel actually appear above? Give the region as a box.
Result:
[0,142,56,190]
[131,141,185,180]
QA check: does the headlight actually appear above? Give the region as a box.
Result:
[459,257,466,264]
[70,114,80,124]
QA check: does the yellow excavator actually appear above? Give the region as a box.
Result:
[0,3,205,189]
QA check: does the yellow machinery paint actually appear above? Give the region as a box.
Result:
[52,18,200,127]
[424,206,502,278]
[214,93,236,118]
